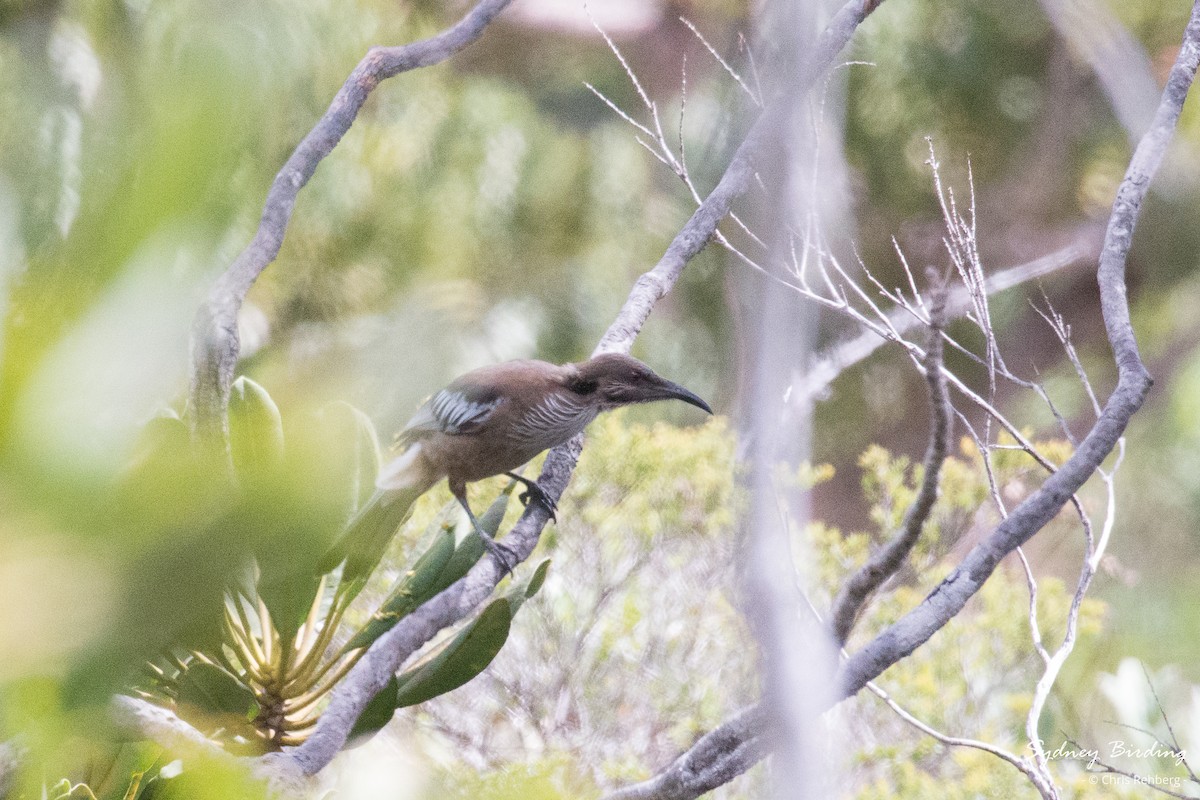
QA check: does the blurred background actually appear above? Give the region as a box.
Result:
[2,0,1200,797]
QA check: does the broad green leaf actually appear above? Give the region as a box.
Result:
[393,598,512,708]
[228,376,284,478]
[325,489,419,585]
[319,402,382,514]
[383,549,544,711]
[344,525,456,651]
[345,675,400,746]
[175,662,259,731]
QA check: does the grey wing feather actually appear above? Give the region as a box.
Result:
[400,388,502,440]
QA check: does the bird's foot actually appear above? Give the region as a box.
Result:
[519,485,558,521]
[477,533,519,578]
[505,473,558,522]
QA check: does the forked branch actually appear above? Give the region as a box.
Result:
[829,271,951,647]
[188,0,514,445]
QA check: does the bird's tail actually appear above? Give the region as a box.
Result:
[318,445,434,581]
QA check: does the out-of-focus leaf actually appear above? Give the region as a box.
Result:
[524,558,550,598]
[70,740,166,800]
[508,558,551,616]
[175,662,258,729]
[317,402,382,515]
[322,481,431,586]
[344,525,456,651]
[123,751,269,800]
[393,597,512,708]
[345,674,400,746]
[126,412,189,470]
[228,376,284,479]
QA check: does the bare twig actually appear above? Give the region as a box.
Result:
[1020,301,1121,792]
[865,680,1056,796]
[803,233,1098,400]
[1032,291,1104,418]
[1141,663,1200,784]
[829,271,952,647]
[679,16,762,106]
[1016,548,1051,665]
[188,0,514,445]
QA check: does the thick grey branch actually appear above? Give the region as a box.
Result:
[188,0,514,443]
[829,275,951,647]
[111,695,231,758]
[833,0,1199,703]
[601,707,769,800]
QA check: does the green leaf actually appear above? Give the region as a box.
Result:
[393,598,512,708]
[228,376,285,478]
[344,525,457,651]
[130,412,189,460]
[345,674,400,746]
[175,662,259,731]
[320,402,382,514]
[506,559,551,616]
[524,558,551,598]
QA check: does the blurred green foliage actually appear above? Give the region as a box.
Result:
[129,379,549,756]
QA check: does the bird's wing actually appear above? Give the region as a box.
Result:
[399,383,503,441]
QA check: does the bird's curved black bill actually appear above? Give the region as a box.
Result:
[661,381,713,414]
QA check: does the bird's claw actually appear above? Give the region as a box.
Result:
[517,483,558,522]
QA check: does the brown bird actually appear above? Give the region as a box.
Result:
[320,353,712,578]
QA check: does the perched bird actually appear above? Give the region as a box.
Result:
[320,352,712,578]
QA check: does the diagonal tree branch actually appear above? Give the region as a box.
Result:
[277,0,891,782]
[188,0,515,444]
[602,707,769,800]
[1037,0,1159,142]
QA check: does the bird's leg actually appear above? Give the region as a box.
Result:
[452,486,517,577]
[503,472,557,522]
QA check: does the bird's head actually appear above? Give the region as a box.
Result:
[572,352,713,413]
